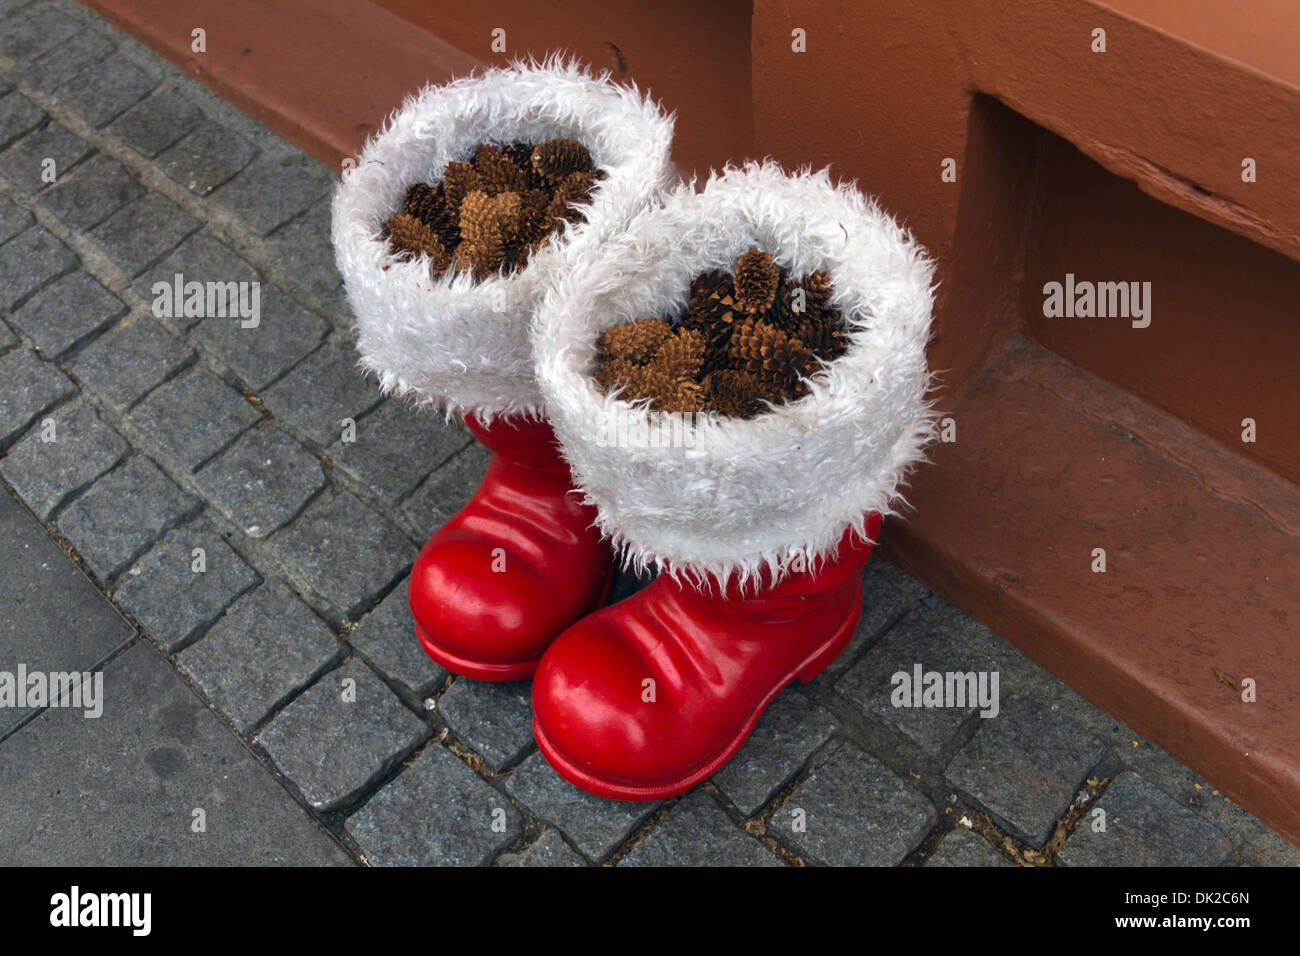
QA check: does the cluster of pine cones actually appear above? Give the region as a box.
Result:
[383,139,604,280]
[594,249,848,418]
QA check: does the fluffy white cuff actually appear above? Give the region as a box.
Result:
[534,161,938,587]
[331,54,676,420]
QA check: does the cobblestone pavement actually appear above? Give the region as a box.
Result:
[0,0,1296,867]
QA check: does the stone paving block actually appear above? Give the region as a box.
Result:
[1236,827,1300,867]
[191,286,328,390]
[1058,771,1232,867]
[712,688,837,817]
[176,580,342,733]
[193,422,325,537]
[267,197,341,298]
[257,659,429,810]
[128,365,260,470]
[437,678,534,772]
[814,560,929,685]
[0,400,126,518]
[0,483,134,737]
[346,742,519,866]
[212,149,335,235]
[9,269,125,358]
[37,152,143,229]
[621,790,782,867]
[57,52,157,127]
[262,340,383,446]
[329,399,472,501]
[0,642,351,865]
[836,613,997,755]
[0,90,43,149]
[0,120,92,192]
[0,191,33,242]
[266,490,416,621]
[925,827,1016,867]
[348,577,448,696]
[69,312,193,412]
[57,454,199,580]
[23,27,113,92]
[401,442,490,532]
[0,4,80,63]
[0,224,76,310]
[134,232,261,330]
[113,525,260,652]
[946,695,1106,847]
[495,827,587,867]
[504,751,659,861]
[0,317,13,349]
[778,741,936,866]
[157,119,256,196]
[109,86,207,158]
[0,346,74,447]
[90,191,200,275]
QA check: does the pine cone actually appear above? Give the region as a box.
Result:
[503,141,547,189]
[799,269,833,308]
[384,213,450,270]
[531,138,593,183]
[441,161,480,210]
[728,319,816,398]
[688,269,733,315]
[651,327,706,382]
[402,182,440,224]
[594,357,639,394]
[799,311,849,363]
[598,318,673,365]
[702,369,765,419]
[546,169,596,225]
[734,247,780,314]
[472,144,528,196]
[457,190,505,279]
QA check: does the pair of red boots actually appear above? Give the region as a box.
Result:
[412,413,880,801]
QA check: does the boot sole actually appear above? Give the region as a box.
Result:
[415,566,617,682]
[533,595,863,801]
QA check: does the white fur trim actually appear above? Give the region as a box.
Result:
[534,161,938,587]
[331,53,676,420]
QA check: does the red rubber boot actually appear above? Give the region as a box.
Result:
[409,414,615,680]
[532,514,882,799]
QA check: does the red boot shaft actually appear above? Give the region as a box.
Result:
[409,414,615,681]
[532,513,882,799]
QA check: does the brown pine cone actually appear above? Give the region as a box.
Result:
[799,311,849,363]
[472,144,528,196]
[702,369,765,419]
[688,269,733,315]
[594,357,639,394]
[734,247,780,314]
[383,213,451,270]
[531,138,593,183]
[597,318,673,365]
[728,319,817,397]
[441,161,480,210]
[546,169,597,225]
[799,269,833,308]
[457,190,505,279]
[502,141,547,189]
[402,182,441,224]
[651,327,707,382]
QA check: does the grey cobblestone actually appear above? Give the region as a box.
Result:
[495,827,586,867]
[779,741,937,866]
[0,399,126,518]
[9,269,124,358]
[128,366,260,470]
[212,149,335,236]
[0,224,76,310]
[23,27,112,93]
[348,578,448,696]
[266,489,416,622]
[0,191,32,241]
[191,287,328,390]
[157,119,256,196]
[621,790,781,867]
[56,52,156,127]
[0,346,75,446]
[37,152,143,230]
[437,678,534,772]
[69,312,193,412]
[1058,771,1232,867]
[113,524,259,651]
[0,4,79,64]
[262,340,382,447]
[0,121,92,192]
[176,580,342,733]
[90,192,200,276]
[347,743,520,866]
[925,827,1016,867]
[712,688,837,817]
[946,695,1105,847]
[401,442,490,533]
[257,659,429,810]
[109,87,206,158]
[133,232,259,329]
[329,400,472,502]
[266,197,341,299]
[0,90,43,148]
[504,751,659,861]
[193,422,326,537]
[57,453,198,579]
